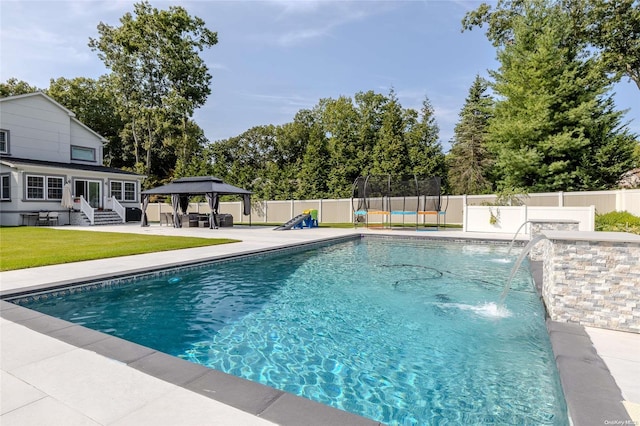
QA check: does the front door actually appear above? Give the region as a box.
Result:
[75,180,102,208]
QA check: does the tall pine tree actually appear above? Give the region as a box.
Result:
[486,0,636,191]
[447,75,494,194]
[371,89,410,179]
[406,96,446,180]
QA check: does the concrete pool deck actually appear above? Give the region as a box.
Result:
[1,224,638,425]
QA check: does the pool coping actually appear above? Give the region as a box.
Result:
[530,261,632,425]
[1,233,629,425]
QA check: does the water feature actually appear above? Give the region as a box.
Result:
[506,220,533,257]
[500,234,548,304]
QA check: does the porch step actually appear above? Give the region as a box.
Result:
[93,210,124,226]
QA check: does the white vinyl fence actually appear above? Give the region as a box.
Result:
[143,189,639,225]
[463,205,595,234]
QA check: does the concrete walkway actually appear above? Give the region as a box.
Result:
[1,224,638,425]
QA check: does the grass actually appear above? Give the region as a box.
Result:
[0,227,239,271]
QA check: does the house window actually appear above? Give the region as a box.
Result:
[0,130,8,154]
[1,174,10,200]
[110,180,137,201]
[124,182,136,201]
[71,145,96,162]
[110,181,122,199]
[47,177,63,199]
[25,175,64,200]
[26,176,44,199]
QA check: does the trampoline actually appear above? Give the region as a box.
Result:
[351,175,445,230]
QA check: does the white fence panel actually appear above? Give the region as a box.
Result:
[463,206,527,234]
[527,206,595,231]
[463,205,595,233]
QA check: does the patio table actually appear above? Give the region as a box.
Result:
[20,212,39,226]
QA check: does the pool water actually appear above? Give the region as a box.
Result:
[18,238,568,425]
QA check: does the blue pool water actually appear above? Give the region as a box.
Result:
[17,238,568,425]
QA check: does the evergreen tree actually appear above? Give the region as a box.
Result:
[486,0,636,191]
[354,90,386,176]
[321,96,360,197]
[295,110,330,199]
[447,75,494,194]
[371,89,410,179]
[406,96,446,180]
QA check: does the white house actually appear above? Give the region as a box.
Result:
[0,92,145,226]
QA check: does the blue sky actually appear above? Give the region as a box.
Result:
[1,0,637,152]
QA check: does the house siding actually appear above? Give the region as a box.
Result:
[0,95,75,163]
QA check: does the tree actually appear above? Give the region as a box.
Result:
[447,75,494,194]
[354,90,386,177]
[587,0,640,90]
[170,120,211,178]
[405,96,446,180]
[210,89,448,200]
[47,76,127,168]
[371,89,410,178]
[0,78,40,97]
[209,125,279,200]
[294,110,330,199]
[483,0,636,191]
[463,0,640,90]
[321,96,360,197]
[89,1,217,182]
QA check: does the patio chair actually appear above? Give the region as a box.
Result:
[46,212,59,226]
[36,211,49,226]
[160,212,174,226]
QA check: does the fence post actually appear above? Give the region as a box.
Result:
[463,195,468,232]
[558,191,564,207]
[264,200,268,223]
[616,189,624,212]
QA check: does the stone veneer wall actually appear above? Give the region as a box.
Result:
[529,220,579,261]
[541,231,640,333]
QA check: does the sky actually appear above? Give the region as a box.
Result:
[1,0,638,152]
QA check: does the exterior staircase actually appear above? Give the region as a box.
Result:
[93,210,124,225]
[72,209,125,226]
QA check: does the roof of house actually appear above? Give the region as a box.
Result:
[142,176,251,195]
[0,156,143,177]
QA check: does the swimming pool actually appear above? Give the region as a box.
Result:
[14,237,568,425]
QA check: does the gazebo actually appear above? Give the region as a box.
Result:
[141,176,251,228]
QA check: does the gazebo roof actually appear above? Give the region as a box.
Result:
[142,176,251,196]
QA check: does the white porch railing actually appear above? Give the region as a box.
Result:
[107,197,126,223]
[80,196,94,225]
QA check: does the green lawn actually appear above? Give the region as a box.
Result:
[0,227,239,271]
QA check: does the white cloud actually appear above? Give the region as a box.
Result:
[245,92,316,108]
[252,1,394,47]
[271,27,330,47]
[264,0,326,16]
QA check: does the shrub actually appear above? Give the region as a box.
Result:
[595,211,640,234]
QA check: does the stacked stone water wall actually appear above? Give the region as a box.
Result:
[541,231,640,333]
[529,220,579,261]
